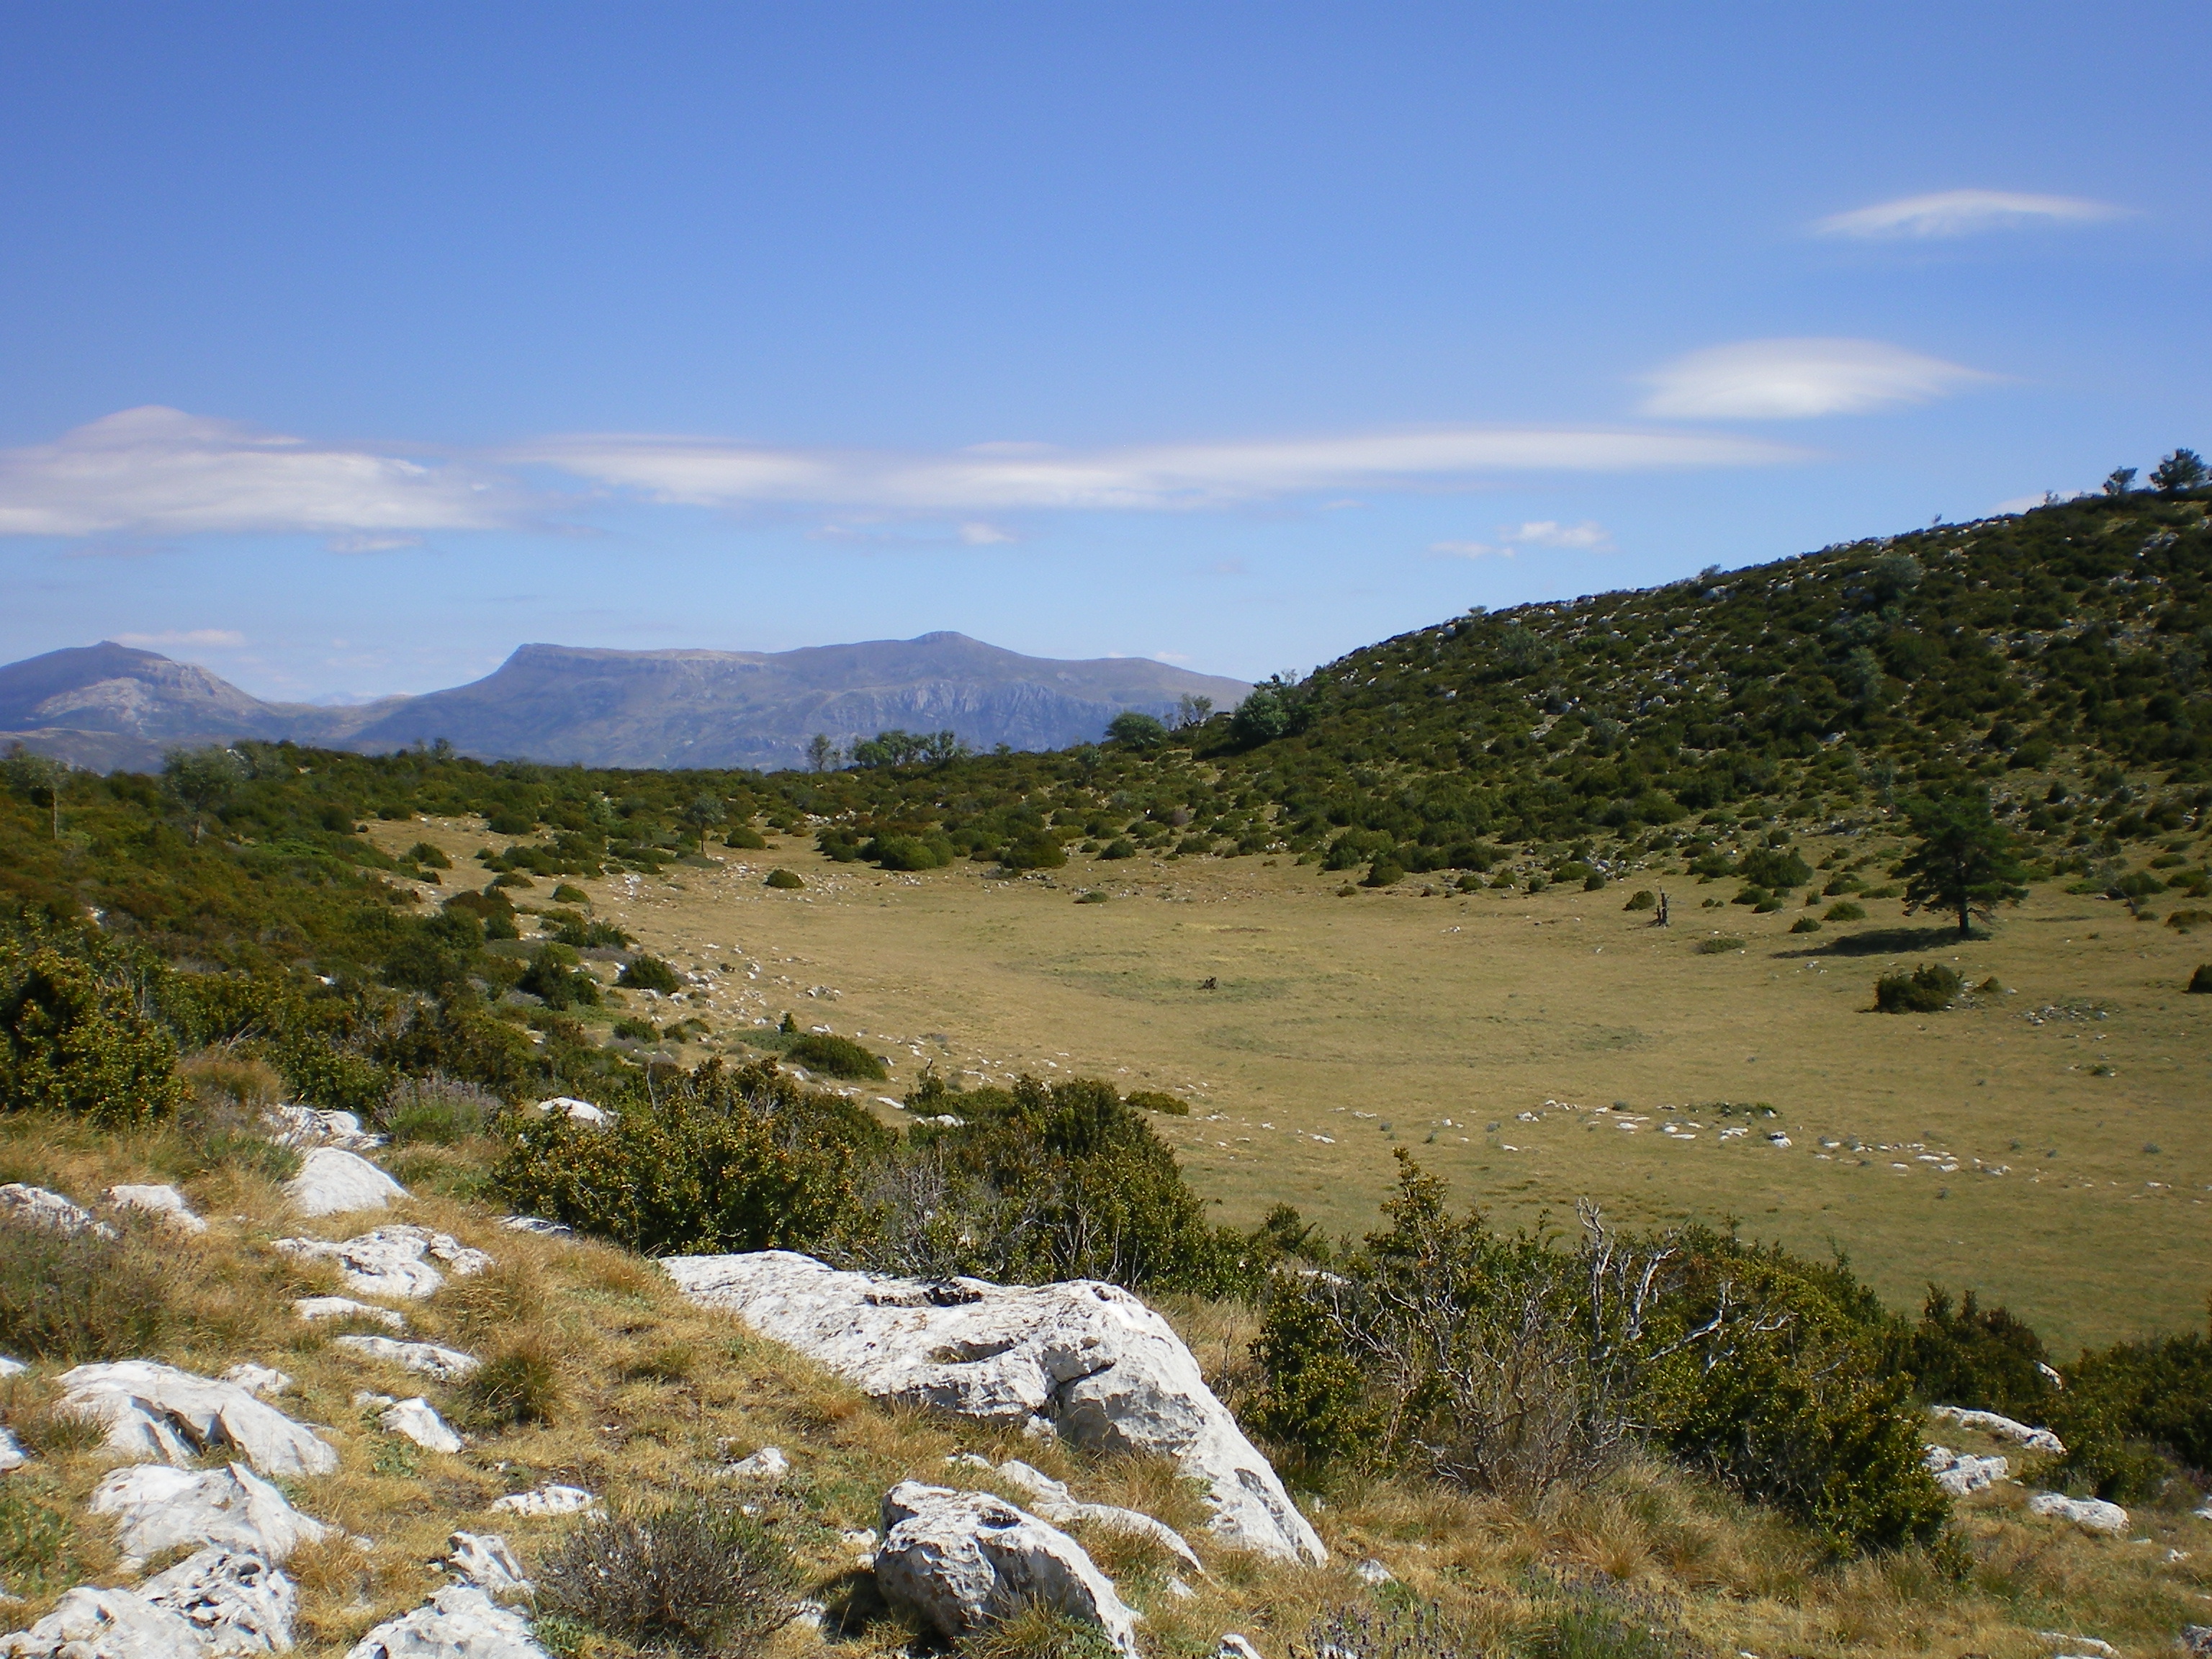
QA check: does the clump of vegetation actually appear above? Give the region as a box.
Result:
[2188,963,2212,994]
[1874,963,1961,1014]
[1290,1601,1485,1659]
[460,1337,565,1429]
[1623,889,1656,911]
[1517,1571,1698,1659]
[379,1073,500,1144]
[1789,916,1822,934]
[0,1218,171,1359]
[518,943,601,1009]
[0,930,182,1125]
[763,868,804,889]
[536,1491,800,1658]
[1824,900,1867,922]
[617,954,682,993]
[724,823,768,849]
[1694,935,1743,955]
[0,1480,86,1599]
[783,1033,886,1080]
[1123,1089,1189,1115]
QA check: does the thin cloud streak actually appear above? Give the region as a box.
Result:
[1640,338,1994,420]
[114,628,246,648]
[1814,189,2128,239]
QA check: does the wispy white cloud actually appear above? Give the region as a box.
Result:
[518,425,1797,513]
[1640,338,1993,420]
[1815,189,2128,240]
[958,521,1017,545]
[0,407,514,539]
[1431,541,1509,559]
[326,531,428,554]
[1499,519,1611,549]
[114,628,246,648]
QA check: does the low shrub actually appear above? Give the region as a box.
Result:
[1290,1602,1485,1659]
[1363,859,1405,888]
[2190,963,2212,994]
[0,933,183,1126]
[2049,1321,2212,1501]
[1874,963,1961,1014]
[549,914,632,950]
[618,955,682,994]
[1694,936,1743,954]
[405,841,452,870]
[536,1492,800,1658]
[1789,917,1822,934]
[1098,838,1136,860]
[379,1074,500,1144]
[1902,1287,2055,1419]
[1623,889,1656,911]
[763,868,804,890]
[1074,890,1109,904]
[1583,871,1608,892]
[865,833,954,871]
[724,824,768,849]
[1517,1571,1696,1659]
[550,883,588,904]
[1124,1089,1189,1115]
[783,1033,886,1081]
[518,943,601,1010]
[1824,900,1868,922]
[999,833,1066,871]
[0,1220,171,1360]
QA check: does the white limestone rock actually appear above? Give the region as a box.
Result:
[332,1336,481,1381]
[874,1482,1141,1658]
[1352,1556,1395,1586]
[531,1097,608,1125]
[264,1105,387,1151]
[498,1217,570,1237]
[0,1356,24,1378]
[1217,1637,1267,1659]
[1923,1444,2008,1496]
[90,1462,331,1560]
[0,1428,27,1473]
[140,1545,297,1654]
[993,1460,1204,1573]
[284,1148,408,1217]
[0,1183,116,1240]
[343,1584,547,1659]
[664,1250,1326,1563]
[487,1485,598,1518]
[442,1534,531,1604]
[2028,1491,2128,1534]
[219,1364,292,1400]
[296,1295,408,1329]
[103,1184,207,1234]
[1929,1405,2065,1455]
[58,1362,339,1478]
[0,1583,207,1658]
[382,1398,464,1455]
[718,1446,788,1481]
[274,1226,492,1300]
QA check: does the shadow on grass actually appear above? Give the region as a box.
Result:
[1771,924,1983,959]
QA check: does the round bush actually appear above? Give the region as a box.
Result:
[1789,917,1822,934]
[1874,963,1961,1014]
[1099,838,1136,860]
[1694,935,1744,955]
[537,1495,799,1658]
[783,1034,886,1081]
[618,955,681,994]
[1825,900,1867,922]
[1125,1089,1190,1116]
[763,868,804,889]
[1623,889,1657,911]
[999,833,1066,871]
[2187,963,2212,994]
[724,824,768,849]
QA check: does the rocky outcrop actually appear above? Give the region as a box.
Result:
[333,1336,481,1380]
[295,1295,408,1329]
[219,1364,292,1399]
[874,1482,1141,1658]
[264,1105,387,1151]
[531,1097,608,1125]
[1928,1406,2064,1455]
[0,1427,27,1473]
[0,1547,295,1658]
[663,1251,1325,1563]
[343,1585,546,1659]
[443,1534,531,1603]
[104,1184,207,1233]
[284,1148,409,1216]
[57,1362,339,1478]
[1922,1445,2008,1496]
[0,1183,116,1239]
[487,1485,597,1517]
[2027,1491,2128,1534]
[274,1226,493,1300]
[992,1460,1204,1573]
[89,1462,330,1560]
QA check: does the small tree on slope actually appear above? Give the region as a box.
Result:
[1898,793,2028,939]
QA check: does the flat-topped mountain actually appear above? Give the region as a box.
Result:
[0,633,1249,772]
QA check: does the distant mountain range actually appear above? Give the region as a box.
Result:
[0,635,1250,773]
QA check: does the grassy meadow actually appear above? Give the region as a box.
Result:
[377,818,2212,1357]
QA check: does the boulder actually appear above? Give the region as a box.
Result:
[57,1362,339,1478]
[382,1398,463,1455]
[0,1183,116,1240]
[140,1545,297,1654]
[2027,1491,2128,1534]
[295,1296,408,1329]
[874,1482,1140,1658]
[531,1097,608,1125]
[1922,1445,2008,1496]
[992,1460,1203,1573]
[663,1251,1325,1563]
[273,1226,493,1300]
[719,1446,788,1481]
[332,1336,481,1381]
[284,1148,408,1217]
[0,1427,27,1473]
[487,1485,597,1518]
[343,1585,547,1659]
[0,1356,24,1378]
[0,1583,209,1658]
[1928,1405,2065,1455]
[1217,1638,1266,1659]
[264,1105,387,1151]
[498,1217,571,1237]
[103,1184,207,1234]
[89,1462,331,1559]
[442,1534,531,1604]
[219,1364,292,1399]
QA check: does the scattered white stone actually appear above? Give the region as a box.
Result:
[944,1452,994,1472]
[2028,1492,2128,1534]
[274,1225,493,1300]
[1352,1556,1394,1586]
[1766,1132,1791,1148]
[1218,1637,1267,1659]
[1166,1575,1197,1600]
[0,1183,115,1239]
[2196,1502,2212,1521]
[0,1428,27,1473]
[531,1097,608,1125]
[90,1462,331,1560]
[219,1364,292,1400]
[874,1482,1141,1658]
[498,1217,570,1237]
[2037,1361,2067,1390]
[1923,1445,2008,1496]
[0,1356,24,1379]
[58,1361,338,1478]
[343,1584,546,1659]
[264,1105,386,1151]
[104,1184,207,1234]
[2182,1627,2212,1659]
[354,1392,397,1408]
[720,1446,788,1481]
[840,1527,879,1552]
[295,1296,407,1330]
[664,1251,1326,1563]
[2038,1636,2117,1658]
[382,1398,464,1455]
[487,1485,597,1517]
[443,1534,531,1604]
[284,1148,408,1217]
[993,1460,1204,1573]
[332,1336,481,1381]
[1929,1405,2065,1455]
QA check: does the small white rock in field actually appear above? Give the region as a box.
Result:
[444,1532,532,1603]
[720,1446,788,1480]
[488,1484,599,1517]
[333,1335,482,1381]
[58,1360,338,1478]
[104,1184,207,1233]
[295,1296,408,1329]
[284,1148,408,1216]
[2028,1492,2128,1534]
[382,1397,464,1454]
[0,1183,115,1239]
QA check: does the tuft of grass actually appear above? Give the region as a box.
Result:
[0,1220,171,1361]
[961,1601,1124,1659]
[459,1336,565,1429]
[379,1074,501,1145]
[1824,900,1869,922]
[536,1491,801,1657]
[0,1479,87,1598]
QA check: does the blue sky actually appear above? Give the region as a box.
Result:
[1,3,2206,701]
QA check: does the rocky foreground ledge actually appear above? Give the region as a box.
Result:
[662,1249,1328,1566]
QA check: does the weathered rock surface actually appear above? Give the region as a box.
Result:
[993,1460,1204,1573]
[58,1362,339,1478]
[0,1355,24,1378]
[141,1546,297,1654]
[1922,1445,2008,1496]
[487,1485,597,1517]
[265,1105,387,1151]
[874,1482,1141,1658]
[284,1148,408,1217]
[219,1364,292,1399]
[274,1226,492,1300]
[719,1446,789,1481]
[295,1295,408,1329]
[1,1583,210,1658]
[0,1183,116,1239]
[382,1398,463,1454]
[498,1216,570,1238]
[333,1336,481,1380]
[1216,1637,1266,1659]
[103,1184,207,1233]
[1929,1405,2065,1455]
[2027,1491,2128,1534]
[664,1251,1325,1563]
[0,1427,27,1473]
[343,1585,546,1659]
[90,1462,331,1559]
[443,1534,531,1604]
[531,1097,608,1125]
